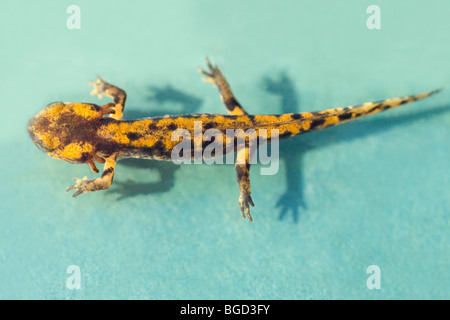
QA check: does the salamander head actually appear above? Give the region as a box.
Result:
[28,102,102,164]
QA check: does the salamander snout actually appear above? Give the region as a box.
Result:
[28,102,67,153]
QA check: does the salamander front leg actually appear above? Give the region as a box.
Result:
[67,154,117,198]
[89,76,127,120]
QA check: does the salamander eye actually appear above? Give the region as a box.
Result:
[44,101,66,114]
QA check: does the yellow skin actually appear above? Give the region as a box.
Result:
[28,59,442,222]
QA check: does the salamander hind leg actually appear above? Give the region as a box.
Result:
[89,76,127,120]
[235,146,255,222]
[198,58,248,115]
[67,154,117,198]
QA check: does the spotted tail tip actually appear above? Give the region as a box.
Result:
[412,87,444,101]
[428,87,444,96]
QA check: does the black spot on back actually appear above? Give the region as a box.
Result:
[310,118,326,130]
[152,140,166,154]
[126,132,141,141]
[167,123,177,131]
[203,122,216,130]
[338,113,352,121]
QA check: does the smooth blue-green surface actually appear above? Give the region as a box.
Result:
[0,0,449,299]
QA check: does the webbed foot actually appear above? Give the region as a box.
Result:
[66,176,92,198]
[198,58,222,85]
[89,76,108,99]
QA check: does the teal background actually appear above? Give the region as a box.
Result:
[0,0,449,299]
